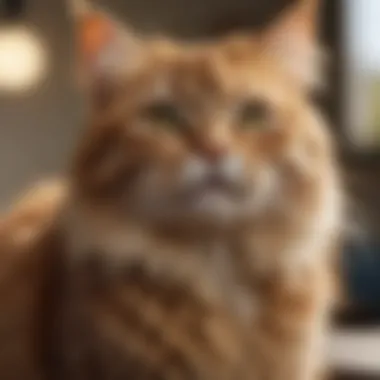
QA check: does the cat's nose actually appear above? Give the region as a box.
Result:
[201,142,228,164]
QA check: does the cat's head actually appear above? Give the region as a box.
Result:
[71,0,333,231]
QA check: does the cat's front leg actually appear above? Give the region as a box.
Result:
[255,264,333,380]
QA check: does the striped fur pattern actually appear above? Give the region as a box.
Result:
[0,0,342,379]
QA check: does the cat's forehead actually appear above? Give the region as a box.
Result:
[127,36,290,105]
[79,0,320,104]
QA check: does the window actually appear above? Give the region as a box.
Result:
[346,0,380,149]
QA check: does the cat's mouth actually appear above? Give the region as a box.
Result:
[131,170,254,224]
[179,173,245,204]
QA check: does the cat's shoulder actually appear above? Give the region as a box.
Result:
[0,180,67,379]
[0,178,67,289]
[1,178,66,247]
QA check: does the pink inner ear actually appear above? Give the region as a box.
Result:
[79,14,116,65]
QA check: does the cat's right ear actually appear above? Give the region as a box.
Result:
[69,0,144,100]
[260,0,323,90]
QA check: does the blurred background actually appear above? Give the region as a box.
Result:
[0,0,378,378]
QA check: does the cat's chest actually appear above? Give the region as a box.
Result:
[65,211,261,325]
[74,234,259,326]
[202,241,259,323]
[131,237,260,325]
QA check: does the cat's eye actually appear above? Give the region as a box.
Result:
[141,101,184,130]
[236,99,271,130]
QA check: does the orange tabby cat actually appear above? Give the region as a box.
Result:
[0,0,342,379]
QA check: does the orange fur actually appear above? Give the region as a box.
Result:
[0,0,342,379]
[0,179,66,380]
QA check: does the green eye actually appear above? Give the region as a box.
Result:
[142,102,184,130]
[237,99,271,130]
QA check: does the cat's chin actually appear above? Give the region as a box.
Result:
[132,191,266,231]
[127,177,276,231]
[183,190,250,220]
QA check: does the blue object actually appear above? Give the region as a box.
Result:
[343,240,380,310]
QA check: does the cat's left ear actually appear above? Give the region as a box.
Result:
[261,0,323,90]
[69,0,144,96]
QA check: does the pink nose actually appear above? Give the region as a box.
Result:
[201,143,228,164]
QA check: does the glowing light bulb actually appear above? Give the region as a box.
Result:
[0,26,47,93]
